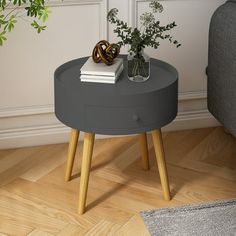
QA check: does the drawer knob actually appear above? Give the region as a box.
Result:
[132,114,139,121]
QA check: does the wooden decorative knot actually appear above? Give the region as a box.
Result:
[92,40,120,65]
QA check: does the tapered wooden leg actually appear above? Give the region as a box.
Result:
[151,129,171,201]
[139,133,149,170]
[78,132,95,214]
[65,128,79,182]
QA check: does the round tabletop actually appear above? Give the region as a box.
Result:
[54,55,178,135]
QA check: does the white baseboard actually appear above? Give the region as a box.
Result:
[0,109,220,149]
[0,124,69,149]
[164,109,220,132]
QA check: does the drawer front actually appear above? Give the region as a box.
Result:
[86,106,142,129]
[84,105,166,131]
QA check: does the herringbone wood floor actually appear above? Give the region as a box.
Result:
[0,127,236,236]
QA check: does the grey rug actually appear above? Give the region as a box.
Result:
[140,199,236,236]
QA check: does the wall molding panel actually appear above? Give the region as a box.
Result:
[47,0,108,41]
[6,0,108,39]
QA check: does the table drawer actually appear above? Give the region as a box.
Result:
[85,105,161,130]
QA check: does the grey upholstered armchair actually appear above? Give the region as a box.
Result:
[207,0,236,137]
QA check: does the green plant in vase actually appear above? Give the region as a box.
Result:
[107,0,181,82]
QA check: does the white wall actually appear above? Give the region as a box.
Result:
[0,0,224,149]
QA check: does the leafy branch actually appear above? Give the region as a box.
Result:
[0,0,50,45]
[107,0,181,55]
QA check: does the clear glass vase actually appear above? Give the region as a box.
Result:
[127,49,150,82]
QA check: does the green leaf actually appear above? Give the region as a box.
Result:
[31,20,46,33]
[37,25,46,33]
[0,30,6,45]
[4,15,17,32]
[0,0,6,10]
[26,0,46,18]
[0,14,7,25]
[39,6,50,22]
[11,0,27,6]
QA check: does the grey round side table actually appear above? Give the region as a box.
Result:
[54,55,178,214]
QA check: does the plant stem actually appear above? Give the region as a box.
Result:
[3,5,20,20]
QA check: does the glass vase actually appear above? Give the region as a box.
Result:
[127,49,150,82]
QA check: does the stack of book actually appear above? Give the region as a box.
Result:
[80,57,123,84]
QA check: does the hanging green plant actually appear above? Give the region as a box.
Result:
[0,0,50,45]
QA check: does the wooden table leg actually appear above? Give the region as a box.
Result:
[151,129,171,201]
[139,133,150,170]
[65,128,79,182]
[78,132,95,214]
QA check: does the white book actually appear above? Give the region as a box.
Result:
[81,64,123,83]
[80,57,123,76]
[80,78,116,84]
[81,64,123,84]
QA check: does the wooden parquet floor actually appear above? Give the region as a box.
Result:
[0,127,236,236]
